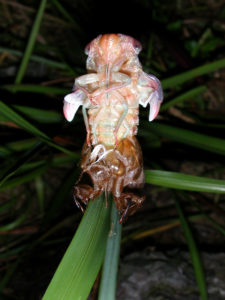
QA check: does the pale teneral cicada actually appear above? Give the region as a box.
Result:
[63,34,163,222]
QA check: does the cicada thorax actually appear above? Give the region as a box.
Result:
[88,87,139,147]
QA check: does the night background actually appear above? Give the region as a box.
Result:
[0,0,225,299]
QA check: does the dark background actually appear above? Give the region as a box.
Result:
[0,0,225,299]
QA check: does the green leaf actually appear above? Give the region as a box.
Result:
[14,105,62,123]
[160,85,207,111]
[43,195,111,300]
[0,165,47,191]
[0,141,44,186]
[0,199,31,232]
[149,123,225,156]
[162,57,225,89]
[42,168,79,224]
[98,200,122,300]
[1,84,68,95]
[0,47,69,70]
[174,197,208,300]
[177,191,225,236]
[51,0,83,34]
[145,170,225,193]
[15,0,47,84]
[35,176,45,212]
[0,138,37,157]
[0,101,76,157]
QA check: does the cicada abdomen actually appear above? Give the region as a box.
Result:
[63,34,163,222]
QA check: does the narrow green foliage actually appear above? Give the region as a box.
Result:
[0,154,79,192]
[178,191,225,236]
[0,165,47,191]
[51,0,83,34]
[42,168,79,224]
[0,138,37,157]
[19,155,77,173]
[98,200,122,300]
[160,85,207,111]
[43,195,111,300]
[149,123,225,156]
[1,84,69,94]
[162,57,225,89]
[173,197,208,300]
[0,259,21,293]
[15,0,47,84]
[145,170,225,193]
[35,176,45,212]
[0,101,76,157]
[0,141,44,186]
[14,105,62,123]
[0,47,69,70]
[0,200,31,232]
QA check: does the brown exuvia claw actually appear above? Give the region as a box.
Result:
[114,192,145,223]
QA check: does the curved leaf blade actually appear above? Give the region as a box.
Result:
[145,170,225,193]
[149,123,225,156]
[43,195,111,300]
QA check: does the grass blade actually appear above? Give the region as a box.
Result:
[42,168,79,224]
[0,258,21,293]
[43,194,111,300]
[0,141,44,185]
[0,165,47,191]
[178,191,225,236]
[98,200,122,300]
[149,123,225,156]
[145,170,225,193]
[51,0,83,34]
[173,196,208,300]
[14,105,62,123]
[0,47,69,70]
[162,58,225,89]
[1,84,68,94]
[0,138,37,157]
[0,101,76,157]
[160,85,207,111]
[15,0,47,84]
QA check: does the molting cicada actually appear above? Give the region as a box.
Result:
[63,34,163,222]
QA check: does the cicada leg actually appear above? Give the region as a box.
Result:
[113,100,128,147]
[76,73,100,105]
[82,105,91,146]
[73,184,93,213]
[105,72,131,93]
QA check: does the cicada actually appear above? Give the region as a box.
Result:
[63,34,163,222]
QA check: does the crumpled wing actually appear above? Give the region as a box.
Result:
[63,89,86,122]
[137,72,163,121]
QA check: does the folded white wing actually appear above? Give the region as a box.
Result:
[138,72,163,121]
[63,89,86,122]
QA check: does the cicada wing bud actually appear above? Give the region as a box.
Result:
[138,72,163,121]
[63,90,85,122]
[148,90,162,121]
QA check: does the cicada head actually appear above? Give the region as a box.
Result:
[85,33,142,73]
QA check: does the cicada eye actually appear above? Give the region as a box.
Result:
[133,39,142,54]
[84,43,91,55]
